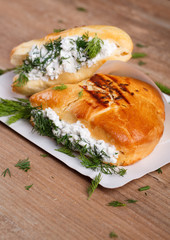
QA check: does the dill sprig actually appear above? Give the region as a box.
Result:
[31,110,56,138]
[0,98,37,124]
[78,90,83,98]
[76,7,87,12]
[0,67,15,75]
[53,29,65,33]
[14,71,29,87]
[80,153,126,176]
[109,231,118,238]
[156,168,162,174]
[87,173,102,199]
[52,84,67,90]
[55,147,75,157]
[125,199,137,203]
[15,158,30,172]
[107,201,126,207]
[136,43,147,48]
[138,186,150,191]
[40,153,49,157]
[85,34,104,59]
[155,82,170,95]
[1,168,11,177]
[138,60,146,66]
[25,184,33,190]
[76,33,103,59]
[132,52,147,58]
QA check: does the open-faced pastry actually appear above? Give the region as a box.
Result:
[11,25,133,96]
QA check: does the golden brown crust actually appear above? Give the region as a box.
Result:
[11,25,133,96]
[30,74,165,166]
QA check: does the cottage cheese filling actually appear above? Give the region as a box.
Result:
[27,35,117,81]
[43,107,119,164]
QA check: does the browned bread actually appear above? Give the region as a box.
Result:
[11,25,133,96]
[30,74,165,166]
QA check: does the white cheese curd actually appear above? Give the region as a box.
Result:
[27,35,117,81]
[43,107,119,164]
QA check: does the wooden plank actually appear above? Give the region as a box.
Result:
[0,0,170,239]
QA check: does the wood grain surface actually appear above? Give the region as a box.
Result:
[0,0,170,239]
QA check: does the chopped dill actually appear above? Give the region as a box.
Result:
[109,231,118,238]
[132,52,147,58]
[87,173,102,199]
[76,7,87,12]
[52,84,67,90]
[53,29,65,33]
[25,184,33,190]
[156,168,162,174]
[107,201,126,207]
[125,199,137,203]
[1,168,11,177]
[55,147,75,157]
[78,90,83,98]
[155,82,170,95]
[15,158,30,172]
[40,153,49,158]
[138,186,150,191]
[0,98,37,125]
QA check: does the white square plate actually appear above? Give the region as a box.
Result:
[0,61,170,188]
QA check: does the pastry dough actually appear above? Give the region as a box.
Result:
[11,25,133,96]
[30,74,165,166]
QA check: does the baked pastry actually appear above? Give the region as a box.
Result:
[11,25,133,96]
[30,73,165,166]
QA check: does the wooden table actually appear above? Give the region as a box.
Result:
[0,0,170,239]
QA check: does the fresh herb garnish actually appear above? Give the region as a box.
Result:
[15,158,30,172]
[25,184,33,190]
[76,33,103,59]
[155,82,170,95]
[107,201,126,207]
[78,90,83,98]
[14,37,62,87]
[87,173,102,199]
[0,98,38,124]
[136,43,147,48]
[31,110,55,138]
[14,72,29,87]
[82,32,89,40]
[0,99,126,177]
[1,168,11,177]
[0,68,15,75]
[53,28,65,33]
[76,7,87,12]
[125,199,138,203]
[138,186,150,191]
[156,168,162,174]
[40,153,49,157]
[55,147,75,157]
[58,56,70,65]
[138,60,146,66]
[52,84,67,90]
[85,34,104,59]
[80,153,126,176]
[132,52,147,58]
[109,231,118,238]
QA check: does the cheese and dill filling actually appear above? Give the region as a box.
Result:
[15,33,117,86]
[42,107,119,164]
